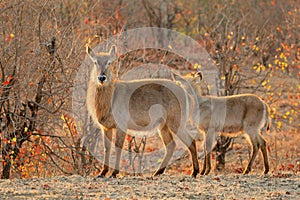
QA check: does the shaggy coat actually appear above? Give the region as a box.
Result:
[188,72,270,175]
[86,46,199,177]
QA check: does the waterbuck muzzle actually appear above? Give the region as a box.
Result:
[98,74,106,83]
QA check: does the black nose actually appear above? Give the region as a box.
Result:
[98,75,106,82]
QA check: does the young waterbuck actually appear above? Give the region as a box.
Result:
[187,72,271,175]
[86,46,199,177]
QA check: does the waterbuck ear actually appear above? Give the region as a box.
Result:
[109,45,117,56]
[86,46,96,58]
[196,71,203,80]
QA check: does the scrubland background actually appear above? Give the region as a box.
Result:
[0,0,299,189]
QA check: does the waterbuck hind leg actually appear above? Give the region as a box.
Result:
[200,146,207,175]
[203,129,216,175]
[111,128,126,178]
[244,131,260,174]
[190,140,200,177]
[97,129,113,178]
[176,128,199,178]
[204,152,212,175]
[154,126,176,176]
[258,135,269,174]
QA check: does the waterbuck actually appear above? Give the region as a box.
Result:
[86,46,199,177]
[187,72,271,175]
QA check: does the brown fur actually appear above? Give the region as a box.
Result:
[188,72,270,175]
[86,46,199,177]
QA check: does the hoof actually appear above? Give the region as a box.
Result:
[110,170,119,178]
[94,174,105,180]
[109,174,117,178]
[153,168,165,176]
[263,169,269,174]
[191,169,199,178]
[98,168,109,177]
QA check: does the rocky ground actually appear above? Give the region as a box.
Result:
[0,173,299,199]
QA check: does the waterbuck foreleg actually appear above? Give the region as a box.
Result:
[111,127,126,177]
[154,126,176,176]
[98,128,113,177]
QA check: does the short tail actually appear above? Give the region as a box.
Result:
[266,115,271,132]
[263,103,272,132]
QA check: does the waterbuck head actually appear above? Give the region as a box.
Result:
[176,71,207,96]
[86,45,116,86]
[191,71,203,83]
[173,71,202,86]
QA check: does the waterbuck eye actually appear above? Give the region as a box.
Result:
[107,60,112,66]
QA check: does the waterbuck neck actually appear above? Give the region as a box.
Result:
[188,82,207,103]
[94,82,115,123]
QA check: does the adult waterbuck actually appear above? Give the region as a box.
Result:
[86,46,199,177]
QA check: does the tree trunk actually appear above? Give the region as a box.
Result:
[1,157,11,179]
[215,136,232,171]
[1,134,27,179]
